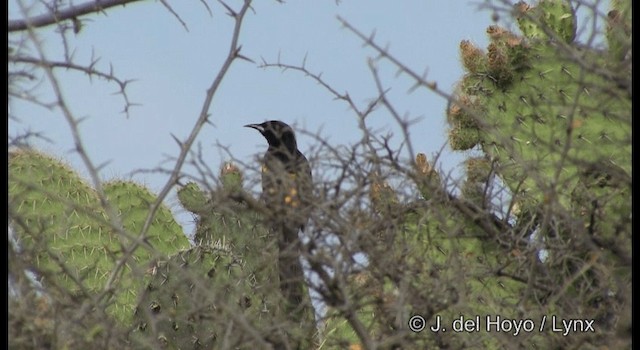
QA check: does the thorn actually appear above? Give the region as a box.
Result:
[577,134,592,144]
[369,29,377,42]
[236,52,255,63]
[561,65,572,78]
[233,46,242,57]
[532,114,545,124]
[538,68,552,79]
[218,0,236,17]
[170,133,183,146]
[407,81,421,94]
[599,132,612,142]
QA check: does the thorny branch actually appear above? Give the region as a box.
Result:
[10,54,138,114]
[9,0,145,32]
[103,0,255,295]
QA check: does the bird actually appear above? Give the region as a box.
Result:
[244,120,313,316]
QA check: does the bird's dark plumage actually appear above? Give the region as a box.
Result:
[245,120,312,315]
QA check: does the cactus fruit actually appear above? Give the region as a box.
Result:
[414,152,441,201]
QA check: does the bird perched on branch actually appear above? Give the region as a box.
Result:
[245,120,313,316]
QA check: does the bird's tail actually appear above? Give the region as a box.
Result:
[278,224,307,313]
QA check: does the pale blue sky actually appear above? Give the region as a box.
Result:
[8,1,608,235]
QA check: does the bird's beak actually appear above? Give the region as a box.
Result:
[244,123,264,132]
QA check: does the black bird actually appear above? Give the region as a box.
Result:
[245,120,313,314]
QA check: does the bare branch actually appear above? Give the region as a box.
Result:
[8,0,145,32]
[105,0,255,293]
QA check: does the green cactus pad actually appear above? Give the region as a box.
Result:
[9,149,190,324]
[131,244,315,349]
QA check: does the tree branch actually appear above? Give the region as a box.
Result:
[9,0,145,32]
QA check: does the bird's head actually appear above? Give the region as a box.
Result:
[245,120,298,154]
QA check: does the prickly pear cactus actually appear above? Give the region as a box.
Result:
[134,162,316,349]
[103,180,191,321]
[444,0,630,347]
[8,149,190,324]
[131,244,290,349]
[325,1,630,348]
[452,0,630,195]
[450,0,631,237]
